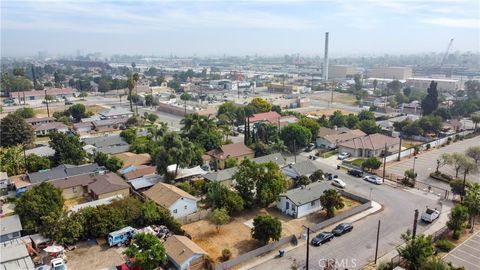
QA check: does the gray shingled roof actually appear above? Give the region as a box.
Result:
[288,160,320,176]
[0,215,22,236]
[203,167,237,182]
[27,163,105,183]
[252,153,285,166]
[280,181,332,206]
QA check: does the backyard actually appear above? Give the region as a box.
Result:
[66,241,125,270]
[182,196,360,262]
[312,92,358,106]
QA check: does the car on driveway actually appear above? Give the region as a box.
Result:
[304,143,315,152]
[421,207,440,223]
[347,169,363,177]
[364,175,383,185]
[311,232,334,246]
[338,152,351,160]
[332,223,353,236]
[331,178,346,189]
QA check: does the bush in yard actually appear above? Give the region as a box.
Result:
[309,169,324,182]
[221,249,232,261]
[296,175,311,186]
[210,208,230,232]
[319,189,344,218]
[447,204,469,239]
[251,215,282,244]
[435,239,455,252]
[361,157,382,172]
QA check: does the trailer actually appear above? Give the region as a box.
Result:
[108,226,137,247]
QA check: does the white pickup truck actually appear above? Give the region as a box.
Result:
[421,207,440,223]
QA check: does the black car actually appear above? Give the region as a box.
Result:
[304,143,315,152]
[332,223,353,236]
[311,232,334,246]
[347,169,364,177]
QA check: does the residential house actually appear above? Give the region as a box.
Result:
[0,172,10,196]
[316,127,366,149]
[122,165,157,181]
[82,134,130,155]
[113,152,150,168]
[25,117,55,126]
[0,238,35,269]
[277,182,332,218]
[88,173,130,200]
[0,215,22,243]
[167,165,207,181]
[92,118,128,133]
[205,142,255,169]
[337,133,400,158]
[73,122,93,134]
[164,235,207,270]
[50,174,95,200]
[33,122,69,136]
[10,87,74,101]
[143,182,198,219]
[248,111,281,126]
[279,115,299,127]
[27,163,105,184]
[282,160,321,179]
[98,106,133,120]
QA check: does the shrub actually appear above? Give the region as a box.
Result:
[429,172,453,183]
[435,239,455,252]
[426,143,431,150]
[221,249,232,261]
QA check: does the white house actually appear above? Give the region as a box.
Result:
[98,106,133,120]
[143,182,198,219]
[282,160,321,179]
[164,235,207,270]
[277,182,332,218]
[33,122,69,136]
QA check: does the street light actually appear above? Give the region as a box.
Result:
[412,157,418,177]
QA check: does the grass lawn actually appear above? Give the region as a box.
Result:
[321,151,337,158]
[349,158,365,167]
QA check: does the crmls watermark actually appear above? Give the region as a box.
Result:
[318,258,358,269]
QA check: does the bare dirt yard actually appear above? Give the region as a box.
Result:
[182,196,360,262]
[66,241,125,270]
[311,92,358,106]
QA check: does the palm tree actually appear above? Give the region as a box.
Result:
[471,113,480,132]
[180,92,192,114]
[127,76,135,113]
[133,73,140,115]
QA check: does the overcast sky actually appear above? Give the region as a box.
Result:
[1,0,479,57]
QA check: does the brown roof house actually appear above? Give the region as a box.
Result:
[205,142,254,169]
[316,127,366,150]
[337,133,400,158]
[33,122,69,136]
[164,235,207,270]
[50,174,95,200]
[88,173,130,200]
[122,165,157,180]
[143,183,198,219]
[113,152,151,168]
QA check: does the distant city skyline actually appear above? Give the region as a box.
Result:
[1,0,479,57]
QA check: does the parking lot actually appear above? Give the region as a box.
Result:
[443,231,480,270]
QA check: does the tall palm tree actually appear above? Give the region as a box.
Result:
[133,73,139,115]
[127,76,135,113]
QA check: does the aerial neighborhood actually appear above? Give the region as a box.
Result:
[1,2,480,270]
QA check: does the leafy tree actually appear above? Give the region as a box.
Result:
[41,211,84,245]
[94,152,109,166]
[297,175,311,186]
[14,107,36,118]
[319,189,344,218]
[251,215,282,244]
[433,108,452,120]
[249,97,272,113]
[0,145,25,175]
[309,169,324,182]
[206,182,244,214]
[105,156,124,172]
[357,110,375,121]
[255,161,288,207]
[373,79,378,93]
[466,146,480,165]
[298,117,320,142]
[397,230,434,270]
[465,80,480,99]
[447,204,469,239]
[49,132,86,165]
[386,80,403,94]
[280,124,311,152]
[420,257,452,270]
[446,153,469,178]
[471,113,480,132]
[224,157,237,169]
[436,153,451,173]
[120,128,137,144]
[67,103,87,122]
[395,92,409,105]
[464,183,480,232]
[15,182,64,234]
[217,102,238,122]
[362,157,382,172]
[26,154,51,173]
[233,159,257,208]
[147,113,159,123]
[0,113,35,147]
[98,78,111,94]
[356,120,381,134]
[124,233,167,270]
[345,114,360,129]
[329,110,347,128]
[450,179,469,198]
[421,81,439,115]
[210,208,230,232]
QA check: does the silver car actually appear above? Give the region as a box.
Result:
[363,175,383,185]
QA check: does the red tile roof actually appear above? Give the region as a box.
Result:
[248,111,281,124]
[338,133,400,150]
[206,142,254,160]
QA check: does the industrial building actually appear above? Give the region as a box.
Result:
[369,67,413,80]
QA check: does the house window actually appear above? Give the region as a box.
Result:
[311,201,315,206]
[184,205,187,210]
[173,209,177,213]
[292,205,296,211]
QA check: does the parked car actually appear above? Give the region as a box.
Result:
[108,226,137,247]
[347,169,363,177]
[311,232,334,246]
[332,223,353,236]
[331,179,346,189]
[304,143,315,152]
[338,152,351,160]
[421,207,440,223]
[364,175,383,185]
[50,258,67,270]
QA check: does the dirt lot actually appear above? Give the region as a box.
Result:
[308,108,355,117]
[66,241,125,270]
[183,197,360,262]
[311,92,358,105]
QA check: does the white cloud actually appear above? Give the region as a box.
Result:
[420,17,480,29]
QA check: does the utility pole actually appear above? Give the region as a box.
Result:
[302,225,313,270]
[412,209,419,238]
[382,143,387,183]
[397,137,402,161]
[374,220,381,264]
[294,140,297,163]
[44,88,50,117]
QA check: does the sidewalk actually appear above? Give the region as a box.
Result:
[239,201,383,270]
[375,199,454,265]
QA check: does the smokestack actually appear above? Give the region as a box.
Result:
[323,32,329,82]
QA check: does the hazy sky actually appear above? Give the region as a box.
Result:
[1,0,479,57]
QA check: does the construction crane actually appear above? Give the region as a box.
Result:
[439,38,454,67]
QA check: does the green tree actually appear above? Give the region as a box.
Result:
[67,103,87,122]
[446,153,469,178]
[397,230,434,270]
[466,146,480,165]
[124,232,167,270]
[329,110,347,128]
[210,208,230,232]
[280,123,312,152]
[298,117,320,142]
[356,119,381,134]
[319,189,344,218]
[106,156,124,172]
[362,157,382,172]
[15,182,64,234]
[386,80,403,94]
[147,113,159,123]
[251,215,282,244]
[180,92,192,113]
[0,113,35,147]
[464,183,480,232]
[224,157,237,169]
[471,113,480,132]
[120,128,137,144]
[297,175,311,186]
[49,132,86,165]
[249,97,272,113]
[26,154,51,173]
[255,161,288,207]
[94,152,109,166]
[0,145,25,175]
[206,182,244,214]
[421,81,439,115]
[345,114,360,129]
[98,78,111,94]
[233,159,257,208]
[447,204,469,239]
[309,169,324,182]
[40,211,84,245]
[14,107,36,118]
[357,110,375,121]
[465,80,480,99]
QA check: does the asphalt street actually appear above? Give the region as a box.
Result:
[251,154,442,270]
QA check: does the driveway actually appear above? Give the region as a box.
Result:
[250,155,442,270]
[386,137,480,190]
[443,231,480,270]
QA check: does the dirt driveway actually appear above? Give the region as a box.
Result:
[66,241,125,270]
